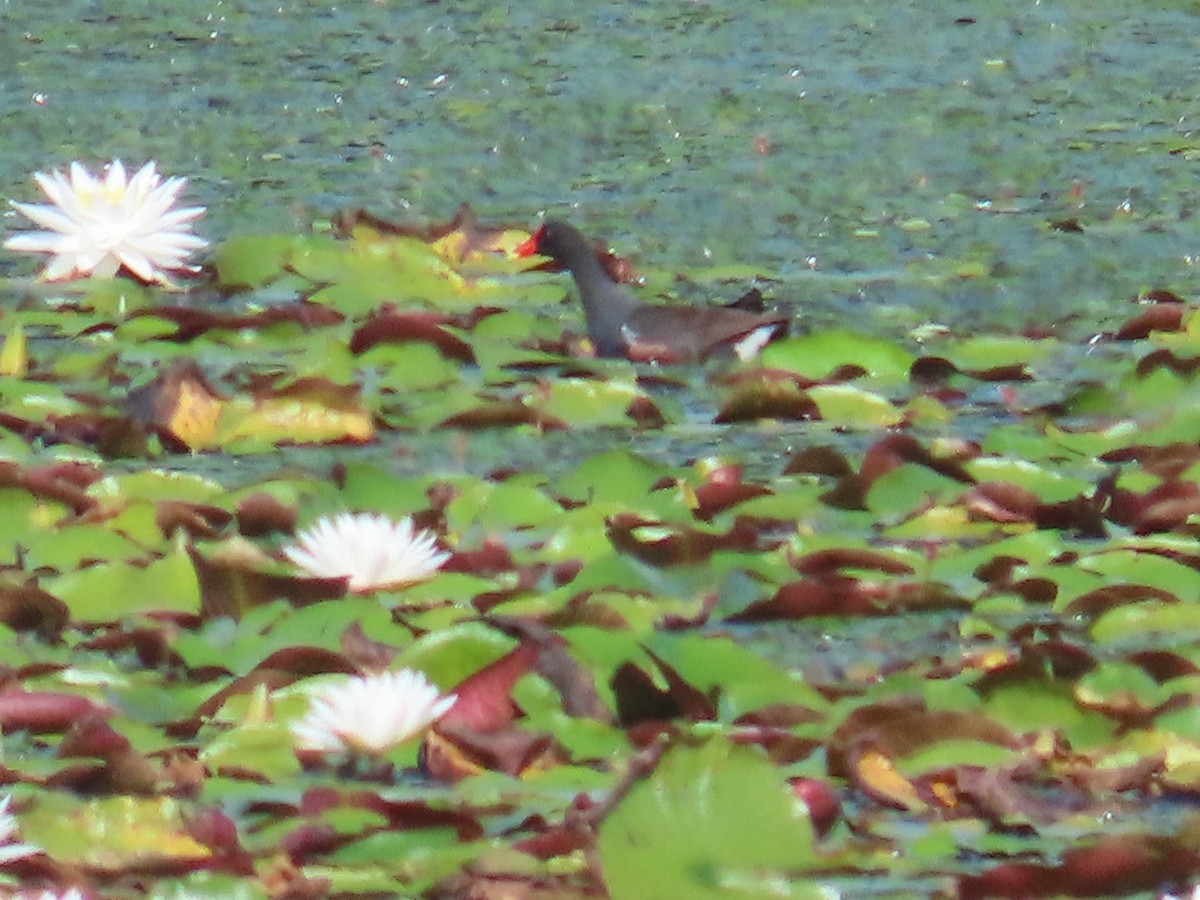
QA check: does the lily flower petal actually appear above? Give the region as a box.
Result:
[4,159,207,286]
[283,512,450,593]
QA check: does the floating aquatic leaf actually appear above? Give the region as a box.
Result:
[212,233,308,289]
[761,329,915,381]
[598,738,820,900]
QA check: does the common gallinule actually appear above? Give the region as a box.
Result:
[516,219,789,363]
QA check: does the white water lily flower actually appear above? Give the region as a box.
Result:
[0,793,40,865]
[15,891,86,900]
[282,511,450,593]
[291,669,456,757]
[4,159,207,285]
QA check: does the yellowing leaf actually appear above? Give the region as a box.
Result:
[218,394,374,447]
[26,796,210,866]
[431,226,546,274]
[855,746,926,811]
[177,378,377,451]
[169,374,225,447]
[0,324,28,376]
[126,365,225,450]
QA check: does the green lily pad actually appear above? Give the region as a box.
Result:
[597,738,821,900]
[762,329,915,381]
[45,545,200,619]
[212,234,310,289]
[808,383,904,427]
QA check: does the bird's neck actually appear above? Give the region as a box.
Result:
[566,260,637,356]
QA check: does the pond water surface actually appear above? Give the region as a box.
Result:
[3,1,1199,336]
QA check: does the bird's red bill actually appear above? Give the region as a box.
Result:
[515,226,546,258]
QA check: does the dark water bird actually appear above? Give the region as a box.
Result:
[516,219,788,363]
